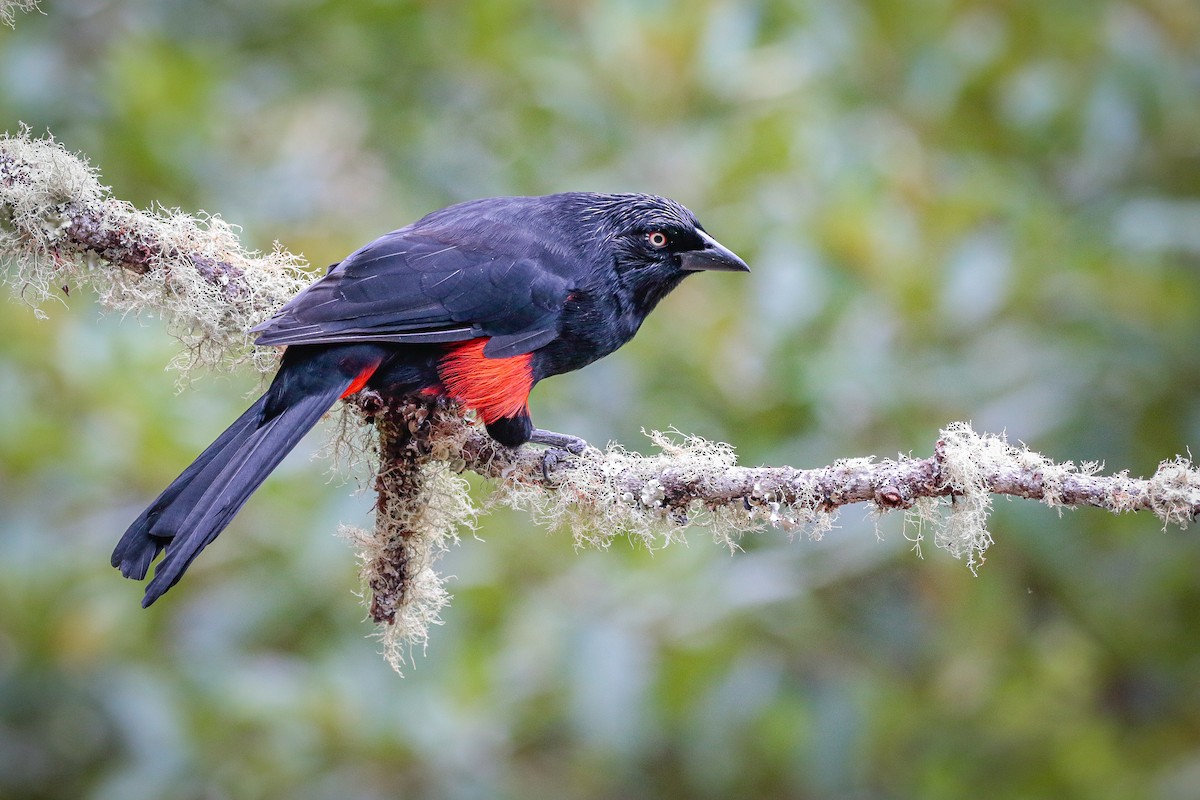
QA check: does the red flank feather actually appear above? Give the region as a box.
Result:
[438,339,533,423]
[340,364,378,398]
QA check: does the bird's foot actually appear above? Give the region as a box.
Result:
[528,428,590,454]
[528,428,592,481]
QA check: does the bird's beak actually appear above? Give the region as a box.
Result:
[680,230,750,272]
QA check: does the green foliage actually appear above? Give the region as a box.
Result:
[2,0,1200,797]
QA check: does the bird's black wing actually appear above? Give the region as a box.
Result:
[251,230,574,358]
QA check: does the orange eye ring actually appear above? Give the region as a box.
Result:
[647,231,669,249]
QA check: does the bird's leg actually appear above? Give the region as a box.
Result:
[485,416,592,480]
[528,428,590,454]
[528,428,592,482]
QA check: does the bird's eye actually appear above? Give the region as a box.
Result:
[647,231,669,249]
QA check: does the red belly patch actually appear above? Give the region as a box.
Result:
[438,339,534,424]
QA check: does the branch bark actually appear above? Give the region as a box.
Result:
[457,424,1195,519]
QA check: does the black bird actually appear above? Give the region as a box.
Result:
[112,192,749,605]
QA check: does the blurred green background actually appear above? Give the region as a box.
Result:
[3,0,1200,797]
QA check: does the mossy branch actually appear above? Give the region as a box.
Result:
[0,130,309,375]
[4,131,1198,670]
[453,415,1200,571]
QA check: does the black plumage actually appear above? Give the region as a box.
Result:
[113,192,748,606]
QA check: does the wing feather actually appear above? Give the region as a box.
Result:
[253,230,572,355]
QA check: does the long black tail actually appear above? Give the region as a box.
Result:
[112,346,384,607]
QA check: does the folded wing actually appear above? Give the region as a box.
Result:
[252,230,572,358]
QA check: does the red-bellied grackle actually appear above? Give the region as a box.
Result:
[112,192,748,605]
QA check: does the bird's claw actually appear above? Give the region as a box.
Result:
[540,447,570,482]
[528,429,590,453]
[528,430,592,481]
[560,437,589,455]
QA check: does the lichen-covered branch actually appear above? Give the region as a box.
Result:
[457,423,1200,523]
[5,130,1200,670]
[337,396,475,671]
[0,130,308,375]
[452,418,1200,574]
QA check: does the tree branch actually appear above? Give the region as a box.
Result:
[4,131,1198,669]
[0,130,308,375]
[458,421,1197,519]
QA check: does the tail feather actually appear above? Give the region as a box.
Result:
[114,344,388,607]
[139,389,341,606]
[112,397,268,579]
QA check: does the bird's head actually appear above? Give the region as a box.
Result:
[569,193,748,319]
[581,192,749,276]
